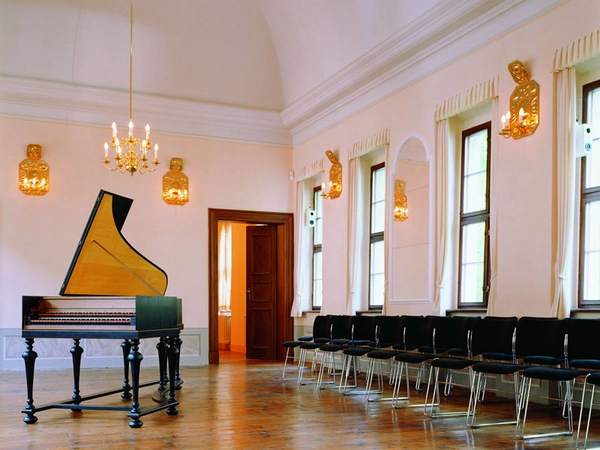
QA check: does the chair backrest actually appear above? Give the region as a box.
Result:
[566,318,600,361]
[375,315,403,348]
[515,316,567,359]
[351,315,377,342]
[330,315,354,340]
[400,315,431,350]
[436,316,479,355]
[471,316,518,358]
[312,315,333,341]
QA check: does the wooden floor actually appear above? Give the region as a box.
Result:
[2,351,599,449]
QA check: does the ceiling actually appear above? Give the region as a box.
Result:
[0,0,567,145]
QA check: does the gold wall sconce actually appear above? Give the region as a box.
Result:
[162,157,189,205]
[19,144,49,196]
[321,150,342,199]
[394,180,408,221]
[499,60,539,139]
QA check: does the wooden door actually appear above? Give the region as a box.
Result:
[246,225,277,359]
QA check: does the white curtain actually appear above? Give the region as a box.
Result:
[291,159,324,317]
[433,119,450,312]
[291,181,308,317]
[552,67,576,319]
[550,29,600,318]
[346,157,365,315]
[487,97,500,315]
[218,222,232,310]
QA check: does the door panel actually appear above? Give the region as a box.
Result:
[246,225,277,359]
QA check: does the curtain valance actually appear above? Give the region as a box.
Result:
[434,76,498,122]
[553,29,600,72]
[349,127,390,160]
[295,158,324,182]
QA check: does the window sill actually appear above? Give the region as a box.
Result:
[570,308,600,318]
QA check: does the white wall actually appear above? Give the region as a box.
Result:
[292,0,600,322]
[0,117,292,369]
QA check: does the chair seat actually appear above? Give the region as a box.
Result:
[472,361,527,375]
[522,355,564,366]
[586,371,600,385]
[344,346,374,356]
[394,352,435,364]
[570,359,600,371]
[521,366,587,381]
[282,340,304,348]
[298,336,313,342]
[300,342,325,350]
[319,343,346,353]
[481,352,514,361]
[367,349,400,360]
[430,357,475,370]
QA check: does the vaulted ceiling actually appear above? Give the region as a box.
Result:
[0,0,567,145]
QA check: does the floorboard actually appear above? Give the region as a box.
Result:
[2,351,598,449]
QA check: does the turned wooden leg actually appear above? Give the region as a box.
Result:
[156,337,168,393]
[127,339,144,428]
[174,335,183,389]
[166,335,180,416]
[22,338,38,424]
[121,339,132,399]
[70,339,83,406]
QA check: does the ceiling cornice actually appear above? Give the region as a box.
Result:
[0,75,292,148]
[281,0,568,146]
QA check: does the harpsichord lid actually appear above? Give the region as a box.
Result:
[60,190,168,296]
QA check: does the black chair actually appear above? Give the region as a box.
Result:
[281,335,313,381]
[297,315,332,384]
[316,315,354,388]
[567,318,600,448]
[578,371,600,449]
[363,315,404,401]
[512,317,584,440]
[421,316,480,417]
[391,315,443,408]
[464,316,524,427]
[339,315,378,394]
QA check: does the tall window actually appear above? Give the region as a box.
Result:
[312,186,323,310]
[458,122,491,307]
[579,80,600,306]
[369,163,385,309]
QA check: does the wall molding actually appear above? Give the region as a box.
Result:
[282,0,567,145]
[0,75,292,148]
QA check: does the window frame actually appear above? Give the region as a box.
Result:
[311,185,323,311]
[368,162,385,310]
[578,79,600,307]
[457,121,491,309]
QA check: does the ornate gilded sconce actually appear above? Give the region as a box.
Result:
[394,180,408,221]
[321,150,342,199]
[19,144,49,196]
[162,158,189,205]
[499,60,539,139]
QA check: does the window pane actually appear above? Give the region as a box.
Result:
[585,88,600,188]
[370,240,385,308]
[460,221,486,304]
[583,201,600,302]
[371,167,386,233]
[463,129,488,214]
[312,250,323,308]
[313,190,322,245]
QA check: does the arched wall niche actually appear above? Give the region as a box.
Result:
[386,135,433,314]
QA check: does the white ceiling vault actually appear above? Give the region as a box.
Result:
[0,0,566,146]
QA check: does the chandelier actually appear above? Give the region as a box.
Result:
[104,0,159,176]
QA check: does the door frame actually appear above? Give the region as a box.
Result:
[208,208,294,364]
